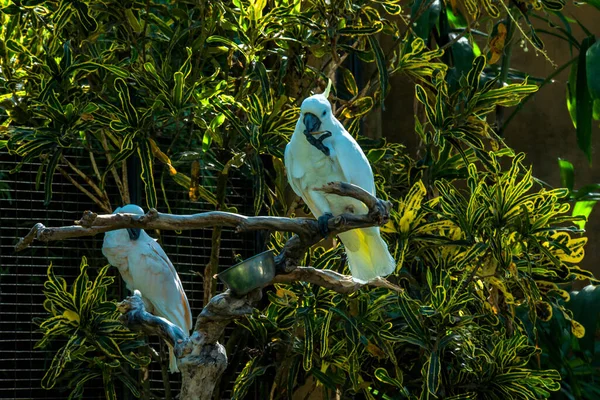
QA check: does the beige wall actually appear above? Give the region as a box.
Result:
[381,4,600,277]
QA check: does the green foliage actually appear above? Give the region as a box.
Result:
[557,158,600,230]
[532,285,600,399]
[1,0,599,399]
[234,53,596,399]
[0,0,405,213]
[34,257,149,400]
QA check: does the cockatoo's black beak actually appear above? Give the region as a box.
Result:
[303,112,321,134]
[127,228,141,241]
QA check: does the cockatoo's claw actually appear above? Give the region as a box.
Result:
[318,212,334,237]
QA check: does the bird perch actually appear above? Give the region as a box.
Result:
[15,181,392,274]
[15,181,401,400]
[118,289,262,400]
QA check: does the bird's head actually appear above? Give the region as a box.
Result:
[114,204,144,241]
[299,94,334,135]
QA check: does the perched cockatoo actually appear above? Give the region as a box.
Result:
[284,94,396,283]
[102,204,192,373]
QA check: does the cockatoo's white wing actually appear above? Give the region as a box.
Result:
[284,144,302,196]
[331,128,376,196]
[128,238,193,333]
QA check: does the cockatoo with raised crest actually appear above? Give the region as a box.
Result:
[102,204,192,373]
[284,93,396,283]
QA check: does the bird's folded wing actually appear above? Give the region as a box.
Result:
[331,132,376,197]
[129,242,193,333]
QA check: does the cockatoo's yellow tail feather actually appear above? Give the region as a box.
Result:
[338,227,396,283]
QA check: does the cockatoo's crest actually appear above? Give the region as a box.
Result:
[300,94,332,117]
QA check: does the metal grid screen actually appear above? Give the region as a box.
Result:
[0,150,257,399]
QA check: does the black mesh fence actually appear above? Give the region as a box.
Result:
[0,150,257,399]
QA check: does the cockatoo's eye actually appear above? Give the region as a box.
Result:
[322,110,327,116]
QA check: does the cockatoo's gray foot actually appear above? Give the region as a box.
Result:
[318,212,334,237]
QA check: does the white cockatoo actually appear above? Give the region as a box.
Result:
[284,94,396,283]
[102,204,192,373]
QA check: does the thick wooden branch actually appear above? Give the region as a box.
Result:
[118,289,260,400]
[14,211,312,251]
[14,182,391,274]
[271,267,403,294]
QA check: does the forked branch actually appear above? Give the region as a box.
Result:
[15,182,391,275]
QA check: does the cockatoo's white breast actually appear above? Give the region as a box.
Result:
[287,131,344,190]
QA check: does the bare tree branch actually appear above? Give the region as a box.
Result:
[272,267,403,294]
[118,289,261,400]
[14,182,391,274]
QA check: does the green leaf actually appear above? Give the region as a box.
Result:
[338,22,383,36]
[310,367,338,391]
[558,158,574,191]
[124,9,142,34]
[60,41,72,71]
[138,140,157,209]
[568,285,600,353]
[114,78,139,127]
[254,60,272,107]
[44,150,62,205]
[320,311,333,358]
[587,39,600,100]
[339,66,358,97]
[72,1,97,32]
[368,35,389,103]
[41,338,74,389]
[567,58,578,129]
[427,350,441,394]
[582,0,600,11]
[232,358,268,400]
[446,6,468,29]
[415,84,435,123]
[302,314,314,371]
[206,36,248,63]
[447,33,475,91]
[572,200,596,230]
[72,258,90,312]
[411,0,441,41]
[467,56,486,101]
[214,99,251,140]
[398,296,425,337]
[374,367,404,388]
[173,71,185,108]
[249,0,267,20]
[102,367,117,400]
[575,37,595,164]
[101,143,136,189]
[367,148,386,164]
